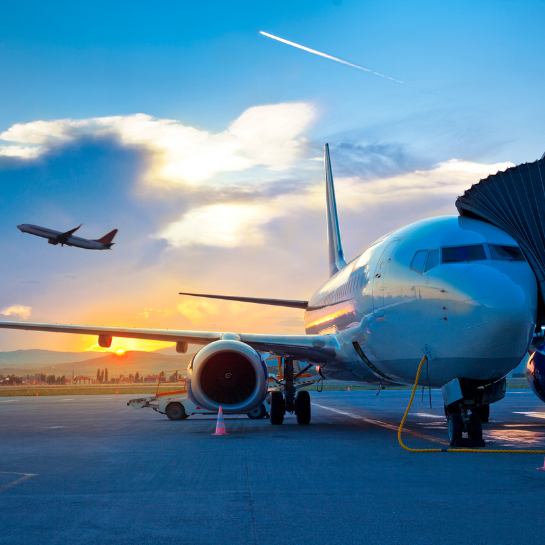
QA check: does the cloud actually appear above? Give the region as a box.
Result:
[159,158,515,248]
[0,102,316,187]
[308,158,515,210]
[0,305,31,319]
[159,202,282,247]
[177,300,221,326]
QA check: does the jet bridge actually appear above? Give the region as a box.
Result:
[456,157,545,323]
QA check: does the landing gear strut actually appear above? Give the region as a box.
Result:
[269,357,312,425]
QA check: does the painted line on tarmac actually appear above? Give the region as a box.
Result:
[313,403,449,446]
[0,472,37,493]
[0,400,17,402]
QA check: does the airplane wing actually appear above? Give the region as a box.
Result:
[0,321,338,364]
[61,224,83,237]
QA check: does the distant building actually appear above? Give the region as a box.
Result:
[74,376,92,385]
[145,374,160,383]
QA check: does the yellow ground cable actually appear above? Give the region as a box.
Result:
[398,356,545,453]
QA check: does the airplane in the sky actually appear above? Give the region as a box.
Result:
[17,223,118,250]
[2,145,544,447]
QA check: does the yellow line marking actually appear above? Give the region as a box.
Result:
[0,472,37,493]
[312,403,449,446]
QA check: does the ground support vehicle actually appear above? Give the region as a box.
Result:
[127,394,270,420]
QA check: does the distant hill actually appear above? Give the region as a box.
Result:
[0,349,105,366]
[0,350,193,378]
[153,345,199,356]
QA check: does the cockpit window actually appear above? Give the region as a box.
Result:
[424,249,440,272]
[489,244,525,261]
[442,244,486,263]
[410,250,428,273]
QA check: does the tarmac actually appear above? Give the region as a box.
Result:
[2,389,545,545]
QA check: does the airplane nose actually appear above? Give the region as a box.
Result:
[16,225,24,231]
[453,263,536,368]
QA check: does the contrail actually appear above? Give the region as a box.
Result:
[259,30,543,138]
[259,31,409,87]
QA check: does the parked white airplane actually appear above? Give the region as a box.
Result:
[17,223,118,250]
[1,146,541,446]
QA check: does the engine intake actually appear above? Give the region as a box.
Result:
[187,340,268,413]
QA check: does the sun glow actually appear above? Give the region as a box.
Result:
[115,349,126,355]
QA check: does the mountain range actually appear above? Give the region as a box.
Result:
[0,347,195,377]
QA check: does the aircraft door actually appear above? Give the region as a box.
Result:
[372,240,400,320]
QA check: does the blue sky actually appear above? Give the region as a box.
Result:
[1,0,544,351]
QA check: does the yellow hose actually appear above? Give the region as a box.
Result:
[398,356,545,453]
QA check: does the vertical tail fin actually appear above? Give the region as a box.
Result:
[93,229,118,245]
[325,144,347,277]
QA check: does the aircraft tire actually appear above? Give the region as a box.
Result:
[270,391,285,425]
[165,402,188,421]
[468,413,483,441]
[472,404,490,423]
[247,404,267,419]
[295,391,311,425]
[448,413,463,446]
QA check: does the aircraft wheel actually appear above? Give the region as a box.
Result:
[247,404,267,419]
[468,413,483,441]
[295,391,311,425]
[165,402,188,421]
[448,413,463,446]
[472,404,490,423]
[270,391,285,425]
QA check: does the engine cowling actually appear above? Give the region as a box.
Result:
[527,346,545,403]
[187,340,268,413]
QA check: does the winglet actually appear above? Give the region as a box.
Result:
[325,144,347,277]
[93,229,118,245]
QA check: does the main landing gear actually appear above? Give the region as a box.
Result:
[270,357,311,425]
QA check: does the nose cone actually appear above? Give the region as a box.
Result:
[453,263,536,376]
[16,225,24,231]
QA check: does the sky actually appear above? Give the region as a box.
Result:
[1,0,544,352]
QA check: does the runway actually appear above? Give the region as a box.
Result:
[2,390,545,545]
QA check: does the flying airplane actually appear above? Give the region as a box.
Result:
[17,223,118,250]
[2,145,544,447]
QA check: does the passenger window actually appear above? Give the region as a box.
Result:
[410,250,428,274]
[442,245,486,263]
[424,249,440,272]
[489,244,525,261]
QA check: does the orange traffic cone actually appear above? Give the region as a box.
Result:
[116,391,118,395]
[348,387,350,392]
[212,406,229,436]
[36,392,39,396]
[537,458,545,471]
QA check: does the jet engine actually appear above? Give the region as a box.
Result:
[526,344,545,403]
[187,340,268,413]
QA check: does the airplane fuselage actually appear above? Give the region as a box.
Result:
[305,216,537,387]
[17,224,112,250]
